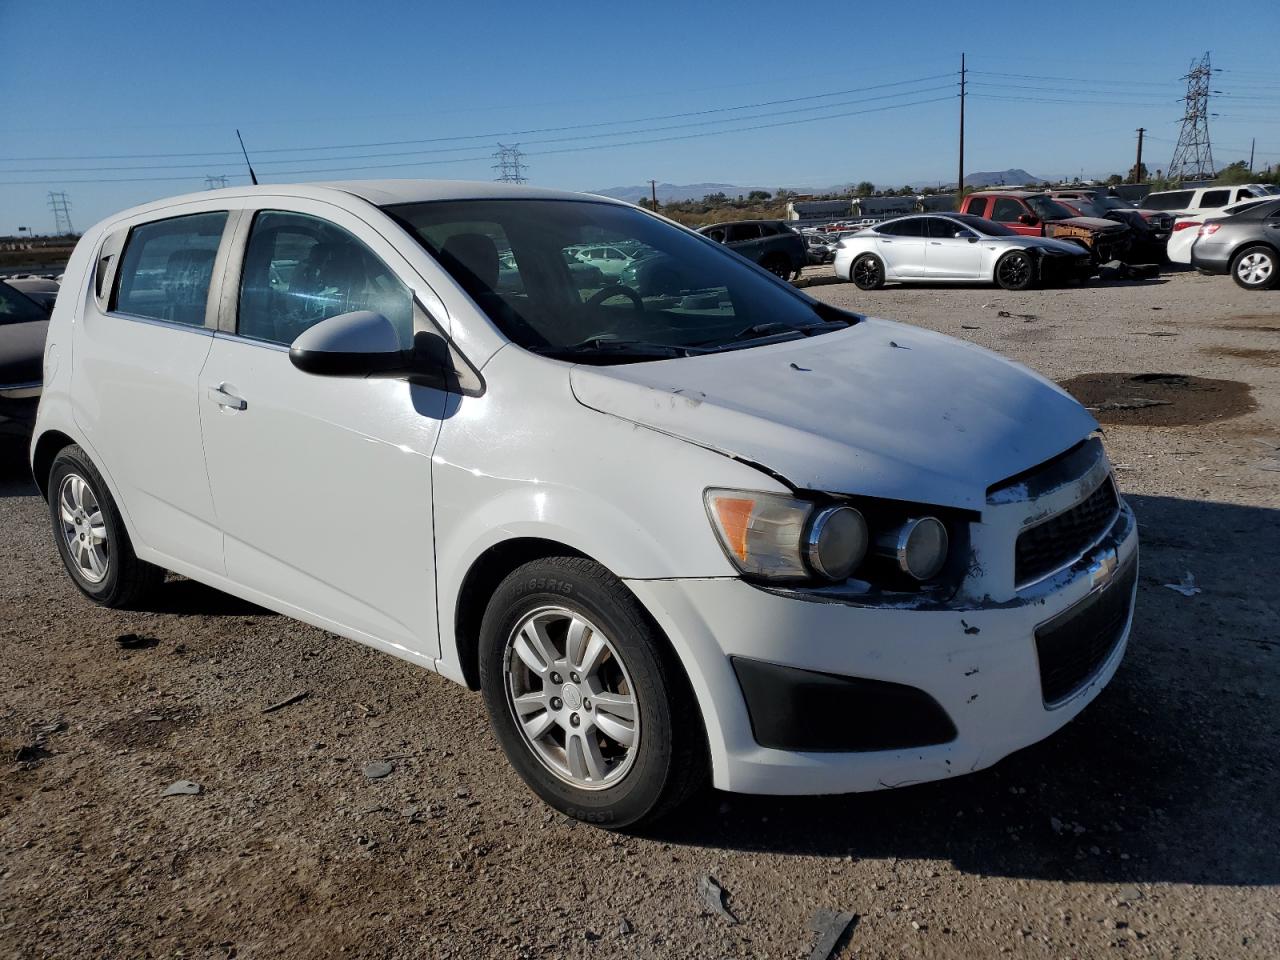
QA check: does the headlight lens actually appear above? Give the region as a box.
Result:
[704,489,812,579]
[806,505,869,580]
[876,516,950,580]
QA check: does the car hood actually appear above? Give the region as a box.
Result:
[569,318,1097,511]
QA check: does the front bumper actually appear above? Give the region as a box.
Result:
[626,500,1138,795]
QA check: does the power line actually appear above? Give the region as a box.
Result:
[0,73,958,165]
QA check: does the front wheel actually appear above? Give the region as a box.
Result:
[48,445,164,608]
[1231,245,1277,290]
[478,557,706,828]
[850,253,885,290]
[995,250,1036,290]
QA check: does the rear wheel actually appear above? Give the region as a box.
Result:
[1231,245,1277,290]
[850,253,885,290]
[478,557,706,828]
[995,250,1036,290]
[48,445,163,608]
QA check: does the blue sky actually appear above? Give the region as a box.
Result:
[2,0,1278,234]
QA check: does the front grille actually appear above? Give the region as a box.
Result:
[1016,478,1119,587]
[1035,558,1136,705]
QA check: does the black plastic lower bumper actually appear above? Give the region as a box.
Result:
[731,657,958,753]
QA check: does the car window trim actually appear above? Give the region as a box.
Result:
[105,209,236,333]
[214,205,484,396]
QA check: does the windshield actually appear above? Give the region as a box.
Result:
[950,214,1018,237]
[386,199,853,361]
[1026,196,1078,221]
[0,281,49,325]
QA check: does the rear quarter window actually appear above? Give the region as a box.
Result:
[1143,191,1194,211]
[113,212,228,326]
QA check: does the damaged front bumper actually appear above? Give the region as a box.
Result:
[626,490,1138,796]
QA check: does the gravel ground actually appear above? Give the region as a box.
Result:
[2,268,1278,959]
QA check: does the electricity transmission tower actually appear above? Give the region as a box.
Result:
[204,175,229,190]
[1167,52,1217,181]
[492,143,528,183]
[47,191,74,235]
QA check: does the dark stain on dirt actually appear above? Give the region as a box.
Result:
[1058,372,1256,426]
[1203,346,1280,367]
[1219,314,1280,333]
[96,709,201,750]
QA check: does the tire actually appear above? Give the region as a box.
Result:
[1230,245,1277,290]
[478,556,707,828]
[995,250,1036,290]
[850,253,885,290]
[48,444,164,608]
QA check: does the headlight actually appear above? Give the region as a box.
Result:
[704,489,812,579]
[705,490,869,582]
[806,505,869,580]
[874,516,949,580]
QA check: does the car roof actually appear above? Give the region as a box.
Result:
[967,190,1037,198]
[93,180,627,231]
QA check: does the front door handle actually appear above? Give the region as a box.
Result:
[930,241,942,245]
[207,385,247,411]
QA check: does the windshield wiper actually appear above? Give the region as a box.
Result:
[535,337,709,359]
[701,319,848,351]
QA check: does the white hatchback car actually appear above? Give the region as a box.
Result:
[31,181,1139,826]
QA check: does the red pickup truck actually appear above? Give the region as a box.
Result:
[960,191,1130,264]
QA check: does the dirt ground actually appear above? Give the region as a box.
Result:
[2,267,1278,959]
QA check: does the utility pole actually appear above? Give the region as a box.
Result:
[1249,137,1256,172]
[47,191,73,235]
[1133,127,1145,183]
[956,52,966,204]
[649,179,658,210]
[1168,52,1217,181]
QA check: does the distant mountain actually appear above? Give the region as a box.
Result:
[962,169,1043,188]
[591,182,770,203]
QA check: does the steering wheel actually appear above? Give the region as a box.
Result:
[586,283,644,311]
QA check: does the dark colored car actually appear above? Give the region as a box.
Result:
[961,192,1131,264]
[1050,193,1173,264]
[696,220,808,280]
[1190,197,1280,290]
[0,280,50,436]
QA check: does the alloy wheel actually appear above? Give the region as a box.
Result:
[998,254,1030,287]
[504,605,640,789]
[853,257,880,287]
[58,473,109,584]
[1237,251,1274,286]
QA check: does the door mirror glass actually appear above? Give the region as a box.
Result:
[289,310,413,377]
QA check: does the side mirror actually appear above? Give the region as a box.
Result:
[289,311,414,378]
[1018,213,1039,226]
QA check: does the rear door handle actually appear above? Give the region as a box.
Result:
[207,385,247,411]
[929,241,942,245]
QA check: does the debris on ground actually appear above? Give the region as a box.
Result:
[1092,397,1173,412]
[14,743,53,765]
[261,691,309,714]
[362,761,395,780]
[996,310,1038,321]
[115,633,159,650]
[162,780,202,796]
[1163,572,1202,597]
[806,908,858,959]
[697,874,738,924]
[618,918,633,935]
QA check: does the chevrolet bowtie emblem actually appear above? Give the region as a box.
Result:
[1089,546,1120,590]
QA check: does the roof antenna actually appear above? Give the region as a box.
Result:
[236,129,259,185]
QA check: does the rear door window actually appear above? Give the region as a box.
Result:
[725,223,762,243]
[962,196,987,216]
[113,212,228,326]
[1198,189,1230,209]
[237,210,413,347]
[1144,190,1194,210]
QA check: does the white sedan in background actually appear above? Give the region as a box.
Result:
[1167,198,1272,265]
[833,213,1094,290]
